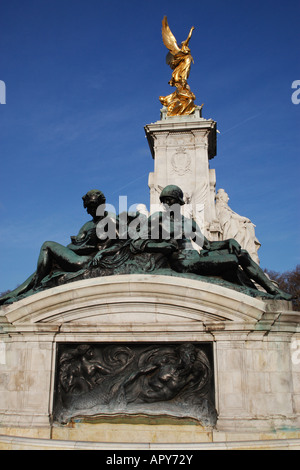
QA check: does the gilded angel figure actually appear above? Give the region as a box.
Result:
[159,16,197,116]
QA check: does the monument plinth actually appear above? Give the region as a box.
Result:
[0,275,299,449]
[145,108,218,240]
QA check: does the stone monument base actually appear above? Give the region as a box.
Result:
[0,422,300,450]
[0,275,299,450]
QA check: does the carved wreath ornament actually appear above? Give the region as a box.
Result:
[171,147,191,175]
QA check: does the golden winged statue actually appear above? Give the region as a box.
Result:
[159,16,197,116]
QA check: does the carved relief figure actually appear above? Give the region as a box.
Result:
[215,189,261,264]
[54,343,216,425]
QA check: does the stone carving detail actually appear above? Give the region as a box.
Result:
[215,189,261,264]
[171,147,191,175]
[53,342,217,425]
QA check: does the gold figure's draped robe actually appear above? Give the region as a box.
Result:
[159,82,196,116]
[167,50,193,87]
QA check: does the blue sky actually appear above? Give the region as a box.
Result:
[0,0,299,293]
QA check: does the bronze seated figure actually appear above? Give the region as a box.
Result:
[0,186,293,305]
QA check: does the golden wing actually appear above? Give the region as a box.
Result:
[162,16,181,56]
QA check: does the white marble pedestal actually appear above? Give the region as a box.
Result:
[0,275,299,449]
[145,109,219,238]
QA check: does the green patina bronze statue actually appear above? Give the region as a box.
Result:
[131,185,292,300]
[0,185,293,305]
[0,190,114,305]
